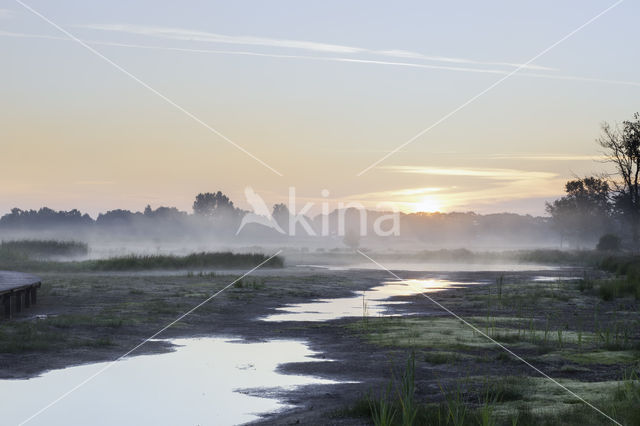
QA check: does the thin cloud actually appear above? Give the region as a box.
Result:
[360,172,563,212]
[3,30,640,88]
[78,24,365,54]
[382,165,557,180]
[0,30,69,40]
[0,30,504,76]
[488,153,606,161]
[431,174,566,211]
[355,186,447,200]
[378,49,553,71]
[77,23,553,71]
[357,165,562,211]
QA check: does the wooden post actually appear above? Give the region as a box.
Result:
[31,287,37,305]
[14,291,22,313]
[24,288,31,308]
[2,294,11,319]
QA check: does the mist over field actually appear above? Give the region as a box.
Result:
[0,202,560,257]
[3,2,640,425]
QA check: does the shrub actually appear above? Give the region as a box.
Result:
[597,234,621,252]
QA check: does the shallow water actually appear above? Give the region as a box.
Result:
[296,262,561,272]
[262,278,472,322]
[532,275,580,282]
[0,337,337,426]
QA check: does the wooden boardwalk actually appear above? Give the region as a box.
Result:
[0,271,42,319]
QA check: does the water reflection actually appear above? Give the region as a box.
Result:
[0,338,337,426]
[296,263,560,272]
[262,279,471,322]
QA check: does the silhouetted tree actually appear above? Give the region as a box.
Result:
[546,177,612,248]
[143,205,186,220]
[597,234,621,251]
[96,209,139,226]
[192,192,237,217]
[343,228,361,250]
[598,113,640,245]
[272,203,290,231]
[0,207,92,229]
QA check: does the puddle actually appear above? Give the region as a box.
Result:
[262,279,473,322]
[532,276,581,282]
[0,337,337,426]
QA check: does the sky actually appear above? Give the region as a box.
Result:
[1,0,638,217]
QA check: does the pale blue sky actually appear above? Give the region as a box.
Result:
[1,0,638,216]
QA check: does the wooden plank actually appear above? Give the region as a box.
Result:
[0,271,41,293]
[0,272,42,319]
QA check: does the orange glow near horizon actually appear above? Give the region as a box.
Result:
[413,196,444,213]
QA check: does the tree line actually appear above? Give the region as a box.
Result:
[0,195,558,246]
[0,191,243,229]
[546,113,640,250]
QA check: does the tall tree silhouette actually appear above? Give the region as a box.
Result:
[546,177,611,248]
[192,191,237,218]
[598,113,640,244]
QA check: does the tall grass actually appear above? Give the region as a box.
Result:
[397,352,418,426]
[439,383,469,426]
[368,382,397,426]
[88,252,283,270]
[0,239,88,258]
[0,251,283,271]
[477,386,499,426]
[515,249,607,266]
[571,255,640,300]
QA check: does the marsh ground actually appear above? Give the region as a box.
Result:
[0,266,637,425]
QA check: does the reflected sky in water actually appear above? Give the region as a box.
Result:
[0,337,337,426]
[296,262,561,272]
[262,278,470,322]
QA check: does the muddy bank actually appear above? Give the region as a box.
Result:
[1,265,629,425]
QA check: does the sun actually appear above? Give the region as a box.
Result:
[414,196,443,213]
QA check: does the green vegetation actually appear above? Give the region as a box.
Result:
[0,271,351,356]
[349,317,493,350]
[186,271,217,279]
[600,256,640,280]
[348,357,640,426]
[597,234,621,252]
[233,277,265,289]
[336,263,640,425]
[372,248,623,268]
[0,250,283,271]
[575,255,640,300]
[0,274,221,354]
[0,316,118,353]
[0,239,88,259]
[369,382,397,426]
[513,249,607,266]
[88,252,283,270]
